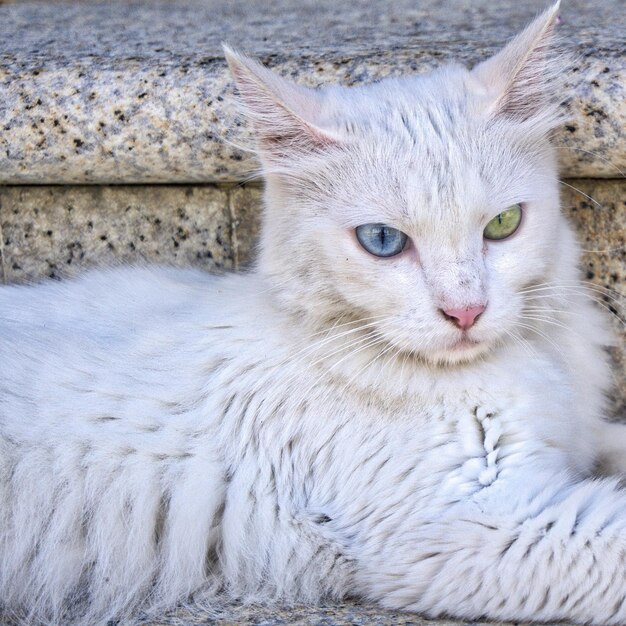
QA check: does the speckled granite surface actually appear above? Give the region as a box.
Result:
[0,185,235,281]
[0,184,262,282]
[0,0,624,184]
[0,183,264,282]
[135,600,568,626]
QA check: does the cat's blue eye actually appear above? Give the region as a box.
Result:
[355,224,408,258]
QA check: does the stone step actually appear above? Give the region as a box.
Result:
[0,0,624,184]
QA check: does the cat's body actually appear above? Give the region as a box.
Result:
[1,3,625,624]
[1,263,623,624]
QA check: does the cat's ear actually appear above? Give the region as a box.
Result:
[224,45,339,161]
[471,1,563,124]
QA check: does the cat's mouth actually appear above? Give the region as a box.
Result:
[449,334,482,350]
[435,332,493,364]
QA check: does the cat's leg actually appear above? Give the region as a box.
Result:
[355,470,626,625]
[0,437,228,624]
[594,420,626,475]
[218,453,355,604]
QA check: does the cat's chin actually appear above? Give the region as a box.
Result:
[425,337,494,367]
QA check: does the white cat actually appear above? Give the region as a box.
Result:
[0,2,624,624]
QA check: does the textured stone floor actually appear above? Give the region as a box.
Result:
[0,600,570,626]
[137,601,567,626]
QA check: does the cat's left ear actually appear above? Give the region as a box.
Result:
[224,45,339,162]
[471,1,563,124]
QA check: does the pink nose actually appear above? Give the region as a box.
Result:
[442,304,486,330]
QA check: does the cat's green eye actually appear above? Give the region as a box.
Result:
[355,224,408,258]
[483,204,523,241]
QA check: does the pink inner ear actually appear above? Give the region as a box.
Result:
[226,47,340,156]
[254,106,339,157]
[470,2,562,123]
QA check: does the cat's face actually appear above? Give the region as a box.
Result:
[227,2,570,366]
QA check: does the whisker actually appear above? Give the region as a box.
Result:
[555,146,626,178]
[345,342,397,393]
[299,335,389,405]
[522,293,622,309]
[519,281,625,298]
[306,314,389,341]
[277,322,384,380]
[579,245,626,255]
[273,315,389,369]
[503,328,536,358]
[578,281,625,298]
[519,284,624,306]
[520,314,572,332]
[559,180,604,208]
[522,293,625,325]
[515,321,567,360]
[523,306,584,317]
[306,332,381,371]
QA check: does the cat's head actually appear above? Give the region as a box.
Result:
[226,2,574,366]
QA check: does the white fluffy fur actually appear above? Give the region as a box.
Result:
[1,3,625,624]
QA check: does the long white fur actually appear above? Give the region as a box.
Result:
[1,3,625,624]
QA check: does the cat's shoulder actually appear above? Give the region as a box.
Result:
[0,265,264,335]
[1,265,214,299]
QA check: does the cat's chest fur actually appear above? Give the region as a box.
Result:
[202,310,589,602]
[224,344,586,521]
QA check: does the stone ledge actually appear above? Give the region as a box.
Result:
[0,0,624,185]
[0,184,260,281]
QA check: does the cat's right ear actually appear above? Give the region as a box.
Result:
[471,1,563,128]
[223,46,339,162]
